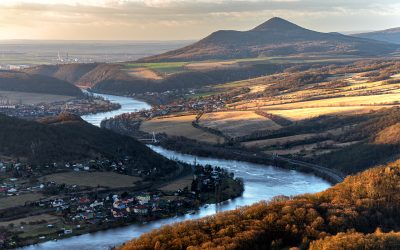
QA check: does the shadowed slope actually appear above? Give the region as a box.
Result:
[0,113,177,175]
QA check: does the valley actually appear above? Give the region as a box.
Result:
[0,12,399,250]
[0,95,244,248]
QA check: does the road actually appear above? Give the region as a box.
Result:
[223,148,345,183]
[102,119,346,184]
[274,155,345,183]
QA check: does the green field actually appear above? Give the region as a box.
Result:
[124,55,363,76]
[124,62,188,74]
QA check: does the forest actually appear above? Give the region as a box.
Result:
[120,159,400,250]
[0,113,178,175]
[316,107,400,173]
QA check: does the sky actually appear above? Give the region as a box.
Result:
[0,0,399,40]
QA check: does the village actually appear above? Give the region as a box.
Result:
[0,94,120,119]
[105,87,250,125]
[0,157,243,248]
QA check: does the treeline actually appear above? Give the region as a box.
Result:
[239,106,400,174]
[120,160,400,250]
[316,107,400,173]
[262,71,329,95]
[255,60,400,98]
[328,60,400,76]
[241,114,367,143]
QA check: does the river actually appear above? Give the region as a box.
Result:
[21,93,330,250]
[80,92,151,127]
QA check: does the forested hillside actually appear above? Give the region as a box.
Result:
[120,159,400,249]
[310,231,400,250]
[0,113,177,174]
[316,107,400,173]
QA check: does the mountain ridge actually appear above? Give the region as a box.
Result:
[354,27,400,44]
[251,17,311,32]
[138,17,399,62]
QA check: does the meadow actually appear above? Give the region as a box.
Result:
[40,172,141,188]
[0,90,74,105]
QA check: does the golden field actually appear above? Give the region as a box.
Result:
[199,111,281,138]
[140,115,224,144]
[229,72,400,121]
[140,66,400,157]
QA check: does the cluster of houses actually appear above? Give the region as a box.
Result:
[140,97,226,119]
[0,161,36,197]
[0,176,80,198]
[0,232,14,249]
[0,96,119,119]
[0,156,243,248]
[0,64,28,70]
[33,190,198,229]
[0,156,155,199]
[0,155,154,178]
[111,87,250,125]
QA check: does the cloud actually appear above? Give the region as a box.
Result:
[0,0,399,39]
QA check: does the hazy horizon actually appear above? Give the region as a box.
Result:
[0,40,191,65]
[0,0,399,40]
[0,39,195,43]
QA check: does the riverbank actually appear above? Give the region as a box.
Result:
[17,146,329,250]
[13,92,330,250]
[0,95,121,120]
[156,137,344,184]
[4,161,243,249]
[94,92,345,185]
[102,118,345,185]
[85,89,161,107]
